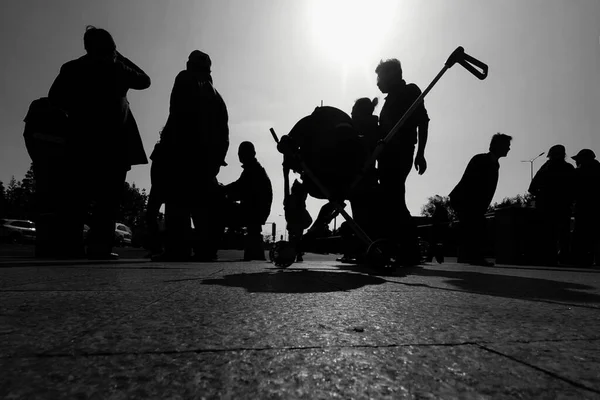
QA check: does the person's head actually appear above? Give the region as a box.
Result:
[186,50,211,77]
[375,59,403,93]
[489,133,512,158]
[571,148,596,167]
[238,141,256,164]
[547,144,566,161]
[351,97,379,119]
[83,26,116,62]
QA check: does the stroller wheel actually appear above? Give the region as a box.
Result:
[270,241,296,268]
[366,239,401,268]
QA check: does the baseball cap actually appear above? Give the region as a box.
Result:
[572,149,596,161]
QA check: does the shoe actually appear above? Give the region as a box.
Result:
[87,252,119,260]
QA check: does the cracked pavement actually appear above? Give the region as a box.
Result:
[1,250,599,399]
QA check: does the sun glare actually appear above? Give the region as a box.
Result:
[309,0,397,68]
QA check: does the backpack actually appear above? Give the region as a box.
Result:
[23,97,71,162]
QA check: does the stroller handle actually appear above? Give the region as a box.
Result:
[445,46,488,80]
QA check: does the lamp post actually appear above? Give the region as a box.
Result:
[521,152,545,181]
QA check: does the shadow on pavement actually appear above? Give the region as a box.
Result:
[406,267,600,304]
[201,270,387,293]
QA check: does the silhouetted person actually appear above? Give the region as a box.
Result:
[375,59,429,265]
[571,149,600,267]
[157,50,229,261]
[449,133,512,266]
[23,97,73,258]
[338,97,381,262]
[145,135,167,256]
[528,145,575,265]
[225,142,273,261]
[48,26,150,259]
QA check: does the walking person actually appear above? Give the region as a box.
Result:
[571,149,600,267]
[224,141,273,261]
[375,59,430,266]
[449,133,512,266]
[48,26,150,259]
[156,50,229,261]
[528,144,575,265]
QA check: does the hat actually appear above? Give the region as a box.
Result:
[572,148,596,162]
[187,50,211,69]
[547,144,566,159]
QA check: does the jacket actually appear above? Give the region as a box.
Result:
[48,54,150,169]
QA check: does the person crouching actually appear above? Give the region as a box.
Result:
[225,142,273,261]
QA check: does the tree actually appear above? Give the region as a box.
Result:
[5,176,22,219]
[420,195,457,222]
[491,193,534,209]
[19,163,36,220]
[118,182,148,228]
[421,193,535,223]
[0,180,5,217]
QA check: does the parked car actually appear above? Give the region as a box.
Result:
[114,222,132,247]
[0,219,36,243]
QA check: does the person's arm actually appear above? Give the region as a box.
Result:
[225,169,248,201]
[213,90,229,166]
[411,84,429,175]
[115,52,151,90]
[414,120,429,175]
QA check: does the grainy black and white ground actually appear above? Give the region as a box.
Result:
[1,248,599,399]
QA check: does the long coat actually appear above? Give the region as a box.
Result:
[159,69,229,198]
[48,54,150,170]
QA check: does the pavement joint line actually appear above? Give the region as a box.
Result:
[9,337,600,360]
[476,342,600,395]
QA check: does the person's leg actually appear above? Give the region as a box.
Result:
[191,179,224,260]
[163,197,192,260]
[573,213,593,266]
[455,210,489,264]
[556,208,572,265]
[145,187,164,254]
[244,223,266,261]
[305,202,338,237]
[86,167,127,258]
[379,150,419,264]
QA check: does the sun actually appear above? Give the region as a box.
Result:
[308,0,397,69]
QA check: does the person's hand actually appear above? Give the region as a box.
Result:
[414,153,427,175]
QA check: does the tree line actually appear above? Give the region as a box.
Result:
[420,193,535,221]
[0,163,149,228]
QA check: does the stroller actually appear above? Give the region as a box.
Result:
[270,47,488,268]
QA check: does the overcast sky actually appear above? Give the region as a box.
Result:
[1,0,599,237]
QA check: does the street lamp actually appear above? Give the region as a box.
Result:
[521,152,545,181]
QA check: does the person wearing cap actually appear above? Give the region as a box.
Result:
[157,50,229,261]
[449,133,512,266]
[571,149,600,266]
[48,26,151,260]
[375,59,430,266]
[224,141,273,261]
[528,144,575,265]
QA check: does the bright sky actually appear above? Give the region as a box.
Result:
[1,0,599,238]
